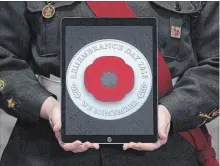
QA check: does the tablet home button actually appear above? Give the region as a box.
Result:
[107,137,112,142]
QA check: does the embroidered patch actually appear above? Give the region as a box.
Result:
[7,98,16,110]
[170,26,181,38]
[198,113,212,119]
[197,108,219,127]
[0,79,5,91]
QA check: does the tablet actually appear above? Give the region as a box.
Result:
[61,18,157,144]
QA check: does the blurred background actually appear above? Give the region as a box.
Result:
[0,109,219,160]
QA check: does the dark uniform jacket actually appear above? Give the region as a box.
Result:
[0,1,219,166]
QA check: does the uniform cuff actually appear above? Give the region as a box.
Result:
[17,84,56,123]
[159,93,203,133]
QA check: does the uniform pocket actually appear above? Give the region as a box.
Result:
[151,1,201,61]
[26,2,75,57]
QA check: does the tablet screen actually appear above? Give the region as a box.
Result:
[61,19,157,142]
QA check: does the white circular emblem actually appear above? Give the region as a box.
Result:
[66,39,152,120]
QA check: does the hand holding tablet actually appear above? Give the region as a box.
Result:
[40,96,100,153]
[123,105,171,151]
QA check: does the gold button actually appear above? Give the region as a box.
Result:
[42,4,55,19]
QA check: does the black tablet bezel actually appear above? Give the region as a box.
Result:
[61,18,158,143]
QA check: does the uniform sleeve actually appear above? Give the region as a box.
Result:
[159,2,219,132]
[0,2,54,123]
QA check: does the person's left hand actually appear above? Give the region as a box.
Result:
[123,105,171,151]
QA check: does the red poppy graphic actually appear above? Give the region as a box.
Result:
[84,56,134,102]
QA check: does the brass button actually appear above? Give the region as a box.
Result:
[174,2,181,11]
[42,1,55,19]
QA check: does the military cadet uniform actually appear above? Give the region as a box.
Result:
[0,1,219,166]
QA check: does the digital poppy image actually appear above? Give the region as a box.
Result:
[84,56,134,102]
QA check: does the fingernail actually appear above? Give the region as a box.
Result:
[123,145,127,150]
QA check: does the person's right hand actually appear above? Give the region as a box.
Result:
[40,96,99,153]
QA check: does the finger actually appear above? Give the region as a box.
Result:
[62,141,81,151]
[91,143,100,150]
[131,143,142,151]
[123,143,131,150]
[123,143,128,150]
[133,143,157,151]
[53,128,83,152]
[133,141,162,151]
[72,142,91,153]
[124,142,136,150]
[126,142,142,151]
[62,141,82,152]
[50,107,61,132]
[133,137,169,151]
[54,132,82,151]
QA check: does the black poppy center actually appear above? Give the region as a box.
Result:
[101,72,118,87]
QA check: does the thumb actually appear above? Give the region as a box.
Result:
[158,105,170,140]
[50,105,61,132]
[158,120,168,140]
